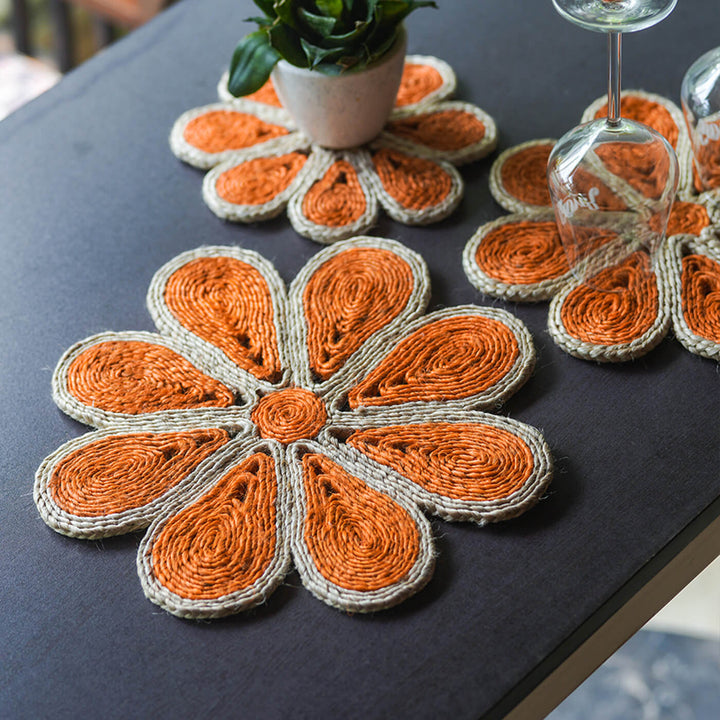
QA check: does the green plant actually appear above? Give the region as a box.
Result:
[228,0,436,97]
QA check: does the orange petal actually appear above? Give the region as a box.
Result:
[394,62,444,107]
[385,109,485,151]
[348,315,519,408]
[301,160,367,227]
[50,430,229,517]
[244,79,282,107]
[348,423,534,501]
[681,254,720,343]
[560,251,659,345]
[67,341,235,414]
[183,110,288,153]
[500,143,553,207]
[150,452,278,600]
[475,220,569,284]
[164,256,282,382]
[692,135,720,191]
[372,148,452,210]
[303,247,414,381]
[215,152,307,206]
[594,140,673,200]
[301,453,419,592]
[593,96,679,148]
[666,201,711,237]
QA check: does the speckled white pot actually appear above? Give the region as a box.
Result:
[271,28,407,149]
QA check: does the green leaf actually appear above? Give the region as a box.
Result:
[269,23,308,67]
[227,30,280,97]
[274,0,300,29]
[315,0,344,17]
[300,38,347,68]
[298,8,338,37]
[363,26,397,63]
[318,20,371,48]
[252,0,276,16]
[244,15,274,26]
[376,0,436,25]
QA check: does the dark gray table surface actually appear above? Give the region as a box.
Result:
[1,1,719,718]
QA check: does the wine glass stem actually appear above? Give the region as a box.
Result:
[607,31,622,126]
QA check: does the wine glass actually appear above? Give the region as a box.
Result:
[547,0,679,289]
[682,46,720,193]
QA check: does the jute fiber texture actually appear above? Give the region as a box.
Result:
[170,56,497,244]
[35,237,552,618]
[464,90,720,363]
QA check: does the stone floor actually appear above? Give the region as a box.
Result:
[549,629,720,720]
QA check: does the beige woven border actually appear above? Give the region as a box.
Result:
[666,234,720,361]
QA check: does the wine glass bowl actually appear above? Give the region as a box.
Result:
[681,46,720,193]
[551,0,677,33]
[547,118,679,286]
[549,0,679,294]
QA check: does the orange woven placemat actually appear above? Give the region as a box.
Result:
[35,236,551,618]
[464,90,720,363]
[170,56,497,244]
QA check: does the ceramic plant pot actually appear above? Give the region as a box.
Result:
[271,28,407,149]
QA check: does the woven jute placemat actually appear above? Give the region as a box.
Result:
[35,236,552,618]
[170,56,497,244]
[464,90,720,363]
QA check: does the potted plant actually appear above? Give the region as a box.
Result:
[227,0,436,149]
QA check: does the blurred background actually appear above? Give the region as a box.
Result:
[0,0,169,118]
[0,2,718,717]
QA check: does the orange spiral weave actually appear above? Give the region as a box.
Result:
[348,315,519,408]
[692,137,720,191]
[150,453,278,600]
[475,221,569,284]
[67,341,235,413]
[165,256,282,382]
[560,252,658,345]
[183,110,288,153]
[500,144,553,206]
[50,430,229,516]
[394,63,444,107]
[244,80,282,107]
[681,254,720,342]
[348,423,533,501]
[303,247,413,380]
[386,110,486,151]
[251,388,327,444]
[301,160,367,227]
[666,201,711,237]
[372,148,452,210]
[301,453,419,591]
[215,152,307,206]
[595,141,672,200]
[593,96,679,148]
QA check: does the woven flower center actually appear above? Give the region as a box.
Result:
[252,388,327,444]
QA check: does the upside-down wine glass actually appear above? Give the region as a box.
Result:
[547,0,679,290]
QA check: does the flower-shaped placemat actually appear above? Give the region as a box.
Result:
[35,236,552,618]
[170,56,497,244]
[463,90,720,363]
